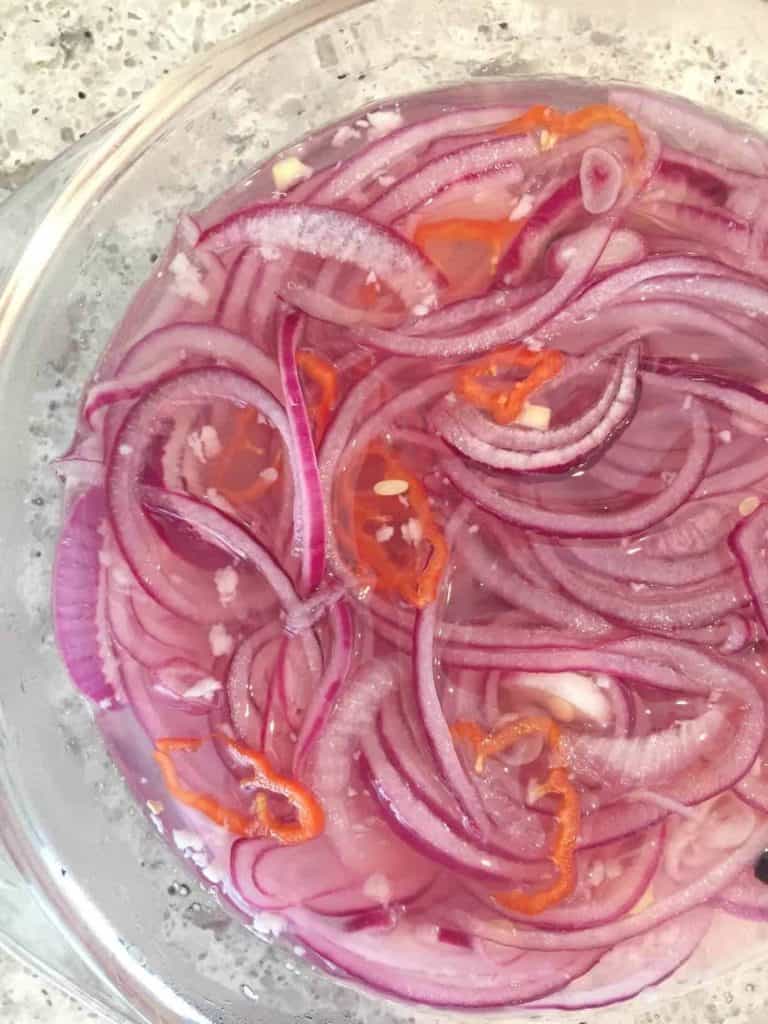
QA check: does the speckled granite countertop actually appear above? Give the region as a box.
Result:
[0,0,282,193]
[0,5,286,1018]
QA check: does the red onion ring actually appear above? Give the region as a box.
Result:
[443,400,710,538]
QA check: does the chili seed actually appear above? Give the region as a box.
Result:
[739,496,760,517]
[374,478,409,497]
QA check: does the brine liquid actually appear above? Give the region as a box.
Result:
[57,78,768,1010]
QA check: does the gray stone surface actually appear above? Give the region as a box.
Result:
[0,962,101,1024]
[0,0,282,191]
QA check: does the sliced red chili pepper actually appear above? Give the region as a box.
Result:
[497,102,645,162]
[335,443,448,608]
[452,716,580,915]
[297,350,338,442]
[154,736,324,845]
[154,737,257,836]
[456,344,565,425]
[207,407,282,506]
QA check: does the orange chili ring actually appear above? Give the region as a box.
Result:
[451,716,580,915]
[219,735,325,845]
[154,737,257,837]
[297,350,338,442]
[413,217,524,280]
[154,736,324,845]
[456,344,565,425]
[497,102,645,162]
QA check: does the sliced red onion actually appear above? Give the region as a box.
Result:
[441,641,710,695]
[216,247,264,335]
[406,164,527,220]
[362,728,543,882]
[277,310,325,594]
[387,675,548,860]
[610,87,768,175]
[343,907,400,933]
[640,199,750,254]
[141,485,306,624]
[729,502,768,637]
[462,532,612,636]
[199,203,439,316]
[53,453,105,491]
[580,146,624,214]
[532,541,750,632]
[548,227,646,275]
[405,280,550,337]
[278,629,323,732]
[414,605,490,829]
[482,820,768,951]
[129,581,208,650]
[280,285,405,329]
[107,574,203,671]
[564,706,728,789]
[435,344,639,472]
[53,487,119,704]
[698,454,768,500]
[250,833,432,917]
[288,906,601,1008]
[444,400,709,538]
[474,826,663,932]
[308,660,427,882]
[107,366,296,622]
[653,152,731,205]
[716,867,768,921]
[85,322,282,427]
[578,799,668,852]
[309,106,524,205]
[561,297,768,367]
[293,600,354,773]
[661,793,760,885]
[366,137,527,224]
[226,626,279,748]
[230,838,287,912]
[635,497,737,559]
[630,272,768,321]
[496,175,584,285]
[647,358,768,425]
[541,255,743,335]
[376,697,484,847]
[530,908,712,1010]
[93,329,281,495]
[603,637,765,806]
[566,541,729,588]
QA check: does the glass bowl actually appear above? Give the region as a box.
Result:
[3,1,768,1021]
